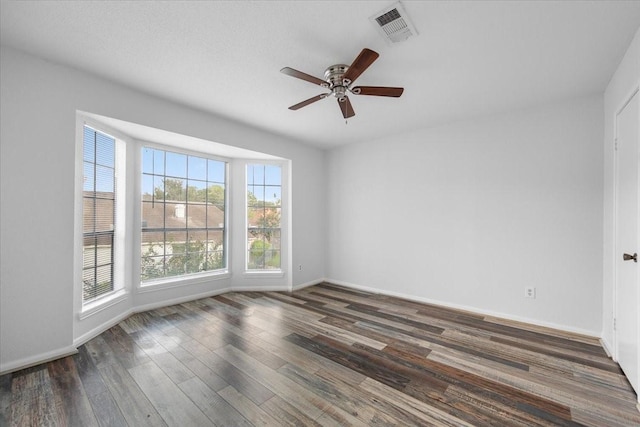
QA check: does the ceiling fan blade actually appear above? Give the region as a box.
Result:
[342,48,379,85]
[280,67,328,87]
[338,96,355,119]
[352,86,404,97]
[288,94,328,110]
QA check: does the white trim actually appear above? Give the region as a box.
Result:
[285,159,293,292]
[241,271,285,279]
[0,346,78,376]
[133,286,234,313]
[326,278,601,338]
[75,115,134,322]
[136,144,231,289]
[74,286,240,356]
[292,278,325,291]
[601,336,614,358]
[612,84,640,363]
[231,285,290,292]
[138,271,231,293]
[243,160,290,276]
[79,290,128,320]
[7,275,608,374]
[74,309,133,348]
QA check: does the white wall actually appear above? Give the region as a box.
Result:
[0,46,326,372]
[326,95,604,334]
[602,28,640,351]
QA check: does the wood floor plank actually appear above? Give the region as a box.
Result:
[180,338,275,405]
[5,282,639,426]
[83,335,119,368]
[9,366,61,426]
[259,395,324,427]
[358,376,474,427]
[0,371,12,426]
[253,330,368,386]
[218,385,282,426]
[428,349,640,425]
[127,361,214,426]
[277,362,393,426]
[100,326,151,369]
[214,344,330,421]
[284,333,413,391]
[47,356,98,427]
[178,377,252,426]
[74,347,127,427]
[97,362,167,427]
[166,345,229,392]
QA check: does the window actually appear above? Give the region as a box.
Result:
[82,126,116,302]
[141,147,227,281]
[76,115,290,323]
[247,164,282,270]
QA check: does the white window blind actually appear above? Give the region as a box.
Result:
[82,126,116,302]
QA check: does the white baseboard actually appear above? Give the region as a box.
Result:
[74,286,237,350]
[66,280,323,363]
[73,309,135,348]
[2,279,332,374]
[0,345,78,375]
[17,276,600,375]
[325,278,600,338]
[292,278,325,291]
[133,286,234,313]
[600,336,615,359]
[231,285,289,292]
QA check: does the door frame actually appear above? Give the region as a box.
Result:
[612,84,640,398]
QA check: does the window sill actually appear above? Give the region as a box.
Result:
[79,289,128,320]
[138,270,231,292]
[242,270,285,279]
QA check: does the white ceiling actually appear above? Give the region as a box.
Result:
[2,1,640,149]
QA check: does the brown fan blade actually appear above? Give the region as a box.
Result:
[338,96,355,119]
[342,48,379,85]
[288,94,328,110]
[280,67,328,87]
[352,86,404,97]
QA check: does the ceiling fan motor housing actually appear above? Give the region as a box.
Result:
[324,64,349,100]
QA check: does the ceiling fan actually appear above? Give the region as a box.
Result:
[281,48,404,119]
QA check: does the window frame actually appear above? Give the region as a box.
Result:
[136,141,231,290]
[75,119,129,318]
[242,160,289,278]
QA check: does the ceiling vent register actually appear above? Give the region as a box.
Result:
[370,2,417,44]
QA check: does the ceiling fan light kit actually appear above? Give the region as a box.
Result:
[281,48,404,119]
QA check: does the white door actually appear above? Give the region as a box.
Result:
[615,89,639,396]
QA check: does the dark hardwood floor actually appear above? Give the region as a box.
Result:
[2,283,639,426]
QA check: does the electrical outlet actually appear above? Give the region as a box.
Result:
[524,287,536,299]
[298,264,302,271]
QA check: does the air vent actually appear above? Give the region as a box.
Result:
[370,2,417,44]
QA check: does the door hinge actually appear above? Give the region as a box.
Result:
[614,140,618,151]
[613,318,616,331]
